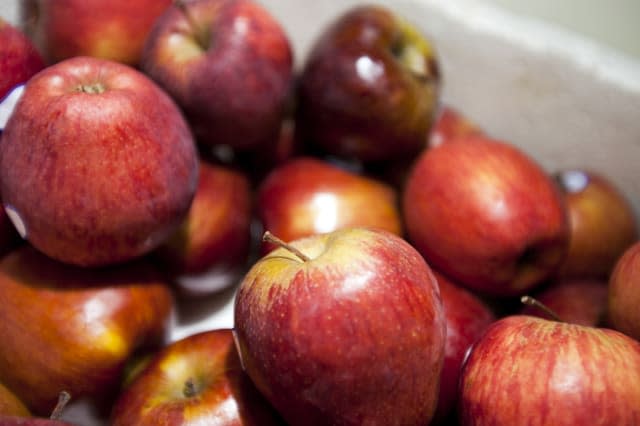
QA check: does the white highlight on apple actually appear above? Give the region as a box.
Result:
[559,170,589,193]
[311,192,339,233]
[0,84,24,131]
[4,205,27,239]
[355,55,384,84]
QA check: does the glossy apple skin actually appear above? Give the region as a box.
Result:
[609,241,640,340]
[460,315,640,425]
[431,270,495,424]
[141,0,293,153]
[0,56,199,267]
[403,137,570,297]
[256,157,402,254]
[296,4,440,163]
[234,227,446,425]
[154,160,253,296]
[554,169,638,280]
[520,279,608,327]
[428,105,485,148]
[0,18,45,100]
[21,0,172,66]
[0,381,30,417]
[110,329,283,426]
[0,245,174,416]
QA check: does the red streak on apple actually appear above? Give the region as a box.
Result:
[460,315,640,425]
[235,228,446,424]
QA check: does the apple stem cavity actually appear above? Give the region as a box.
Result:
[183,377,198,398]
[520,295,563,322]
[49,390,71,420]
[263,231,311,262]
[174,0,210,50]
[75,83,105,94]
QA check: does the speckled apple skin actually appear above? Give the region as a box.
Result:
[234,227,446,425]
[403,137,570,297]
[0,245,174,416]
[609,241,640,341]
[0,17,44,100]
[110,329,284,426]
[0,56,199,267]
[459,315,640,425]
[21,0,173,66]
[141,0,293,152]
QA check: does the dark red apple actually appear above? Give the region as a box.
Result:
[459,315,640,424]
[403,137,570,297]
[608,241,640,341]
[0,245,174,416]
[0,56,199,267]
[20,0,172,66]
[520,279,608,327]
[256,156,403,254]
[296,4,441,163]
[0,17,45,100]
[431,270,495,424]
[141,0,293,153]
[110,329,283,425]
[234,228,446,425]
[154,160,253,297]
[555,169,638,280]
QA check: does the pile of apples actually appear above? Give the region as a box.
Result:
[1,1,639,425]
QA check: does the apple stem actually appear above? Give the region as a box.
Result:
[173,0,210,49]
[263,231,311,262]
[520,295,563,322]
[49,390,71,420]
[183,377,197,398]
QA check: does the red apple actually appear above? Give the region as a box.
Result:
[520,279,608,327]
[256,156,403,254]
[20,0,172,66]
[459,315,640,424]
[403,137,570,297]
[110,329,283,425]
[608,241,640,341]
[428,104,485,148]
[431,270,495,424]
[141,0,293,153]
[234,228,446,425]
[554,169,638,280]
[296,4,441,163]
[0,56,199,267]
[0,17,45,101]
[0,245,174,416]
[154,160,253,297]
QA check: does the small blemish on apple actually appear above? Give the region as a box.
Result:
[4,205,27,239]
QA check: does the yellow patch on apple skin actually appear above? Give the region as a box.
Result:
[241,228,382,306]
[95,326,128,359]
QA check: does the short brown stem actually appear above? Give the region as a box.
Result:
[263,231,311,262]
[75,83,105,94]
[521,295,563,322]
[49,390,71,420]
